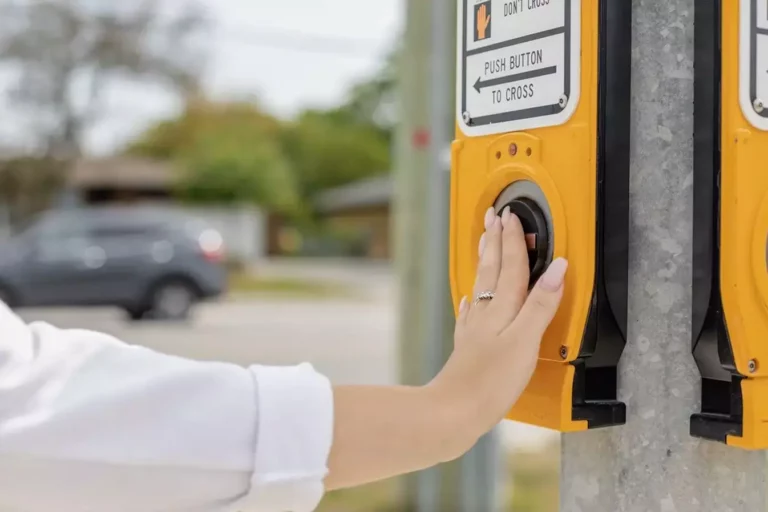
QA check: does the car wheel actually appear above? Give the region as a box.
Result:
[150,281,196,321]
[125,307,150,322]
[0,286,15,308]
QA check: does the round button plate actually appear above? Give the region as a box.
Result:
[503,198,550,283]
[493,180,554,286]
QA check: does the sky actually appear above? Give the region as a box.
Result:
[1,0,404,156]
[205,0,401,113]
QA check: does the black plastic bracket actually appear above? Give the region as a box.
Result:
[568,0,631,429]
[690,0,745,443]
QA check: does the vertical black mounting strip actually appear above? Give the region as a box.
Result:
[690,0,743,443]
[570,0,630,429]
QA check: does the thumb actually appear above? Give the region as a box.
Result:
[507,258,568,340]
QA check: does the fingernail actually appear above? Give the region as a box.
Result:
[540,258,568,292]
[459,296,468,313]
[478,233,486,258]
[484,207,495,230]
[502,207,511,227]
[481,221,500,264]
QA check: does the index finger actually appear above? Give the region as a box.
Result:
[486,211,530,328]
[471,210,502,312]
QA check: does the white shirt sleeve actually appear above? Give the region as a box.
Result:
[0,302,335,512]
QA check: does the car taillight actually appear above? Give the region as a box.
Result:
[198,229,225,262]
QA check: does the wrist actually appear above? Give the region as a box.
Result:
[421,382,483,462]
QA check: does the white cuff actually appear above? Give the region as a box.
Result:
[239,364,334,512]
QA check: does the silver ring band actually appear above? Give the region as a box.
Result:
[473,291,495,306]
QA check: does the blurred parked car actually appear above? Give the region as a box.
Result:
[0,207,227,321]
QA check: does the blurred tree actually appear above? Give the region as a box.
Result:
[265,46,397,210]
[0,0,209,158]
[276,46,398,203]
[0,0,209,227]
[125,46,398,218]
[176,120,301,216]
[128,99,302,216]
[129,98,390,215]
[280,110,391,201]
[0,158,66,229]
[128,99,282,160]
[314,47,399,144]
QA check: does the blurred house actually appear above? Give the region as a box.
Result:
[315,175,392,260]
[64,157,174,205]
[60,157,268,263]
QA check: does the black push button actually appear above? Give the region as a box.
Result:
[499,197,551,285]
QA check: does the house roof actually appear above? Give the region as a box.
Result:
[68,157,175,190]
[315,175,392,213]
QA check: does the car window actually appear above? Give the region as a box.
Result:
[22,215,67,239]
[90,218,178,261]
[35,223,93,262]
[89,224,163,239]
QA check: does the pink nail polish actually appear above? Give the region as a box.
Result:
[484,208,495,230]
[540,258,568,292]
[502,207,511,226]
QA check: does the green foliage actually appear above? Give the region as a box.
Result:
[177,132,300,215]
[280,111,391,200]
[281,49,399,196]
[125,48,397,218]
[332,48,399,135]
[129,100,302,215]
[507,443,559,512]
[319,478,402,512]
[315,442,560,512]
[128,100,283,160]
[228,272,350,299]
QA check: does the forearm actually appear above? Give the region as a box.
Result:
[0,308,333,512]
[325,384,478,490]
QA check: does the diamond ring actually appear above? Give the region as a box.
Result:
[473,290,495,306]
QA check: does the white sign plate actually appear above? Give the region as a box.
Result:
[740,0,768,130]
[456,0,581,137]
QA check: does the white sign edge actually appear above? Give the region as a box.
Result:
[455,0,582,138]
[739,0,768,131]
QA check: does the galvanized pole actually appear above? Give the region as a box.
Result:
[395,0,501,510]
[394,0,453,508]
[417,0,456,507]
[560,1,768,510]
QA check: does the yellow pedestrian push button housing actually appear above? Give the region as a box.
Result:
[450,0,631,432]
[691,0,768,449]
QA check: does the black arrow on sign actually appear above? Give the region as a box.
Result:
[473,65,558,93]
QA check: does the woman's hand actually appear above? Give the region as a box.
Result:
[430,207,568,445]
[325,209,566,491]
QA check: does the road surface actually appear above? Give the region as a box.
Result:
[17,296,398,387]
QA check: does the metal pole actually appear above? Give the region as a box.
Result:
[425,1,502,510]
[417,0,459,508]
[560,1,768,509]
[393,0,432,508]
[395,0,500,509]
